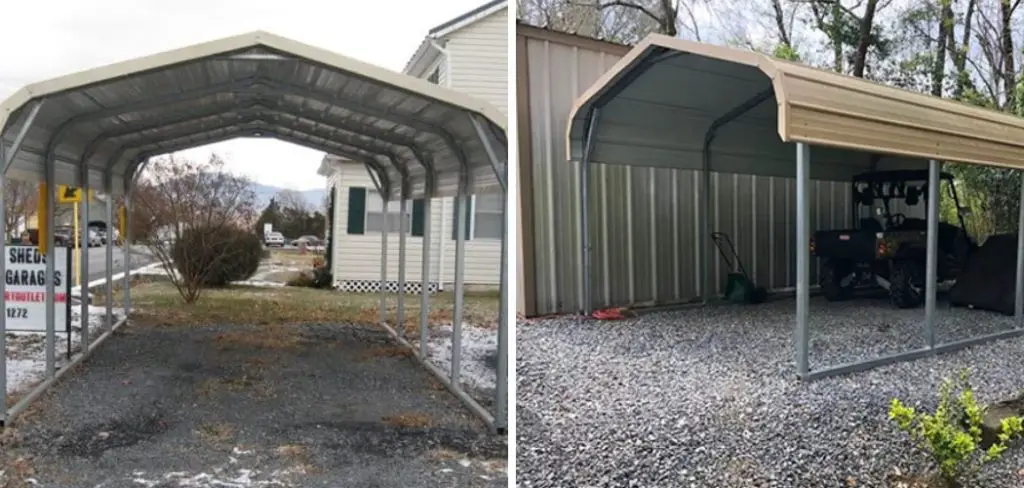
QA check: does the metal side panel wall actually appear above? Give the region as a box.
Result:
[520,28,853,315]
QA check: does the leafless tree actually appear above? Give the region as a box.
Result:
[4,179,37,240]
[133,153,257,304]
[275,189,311,214]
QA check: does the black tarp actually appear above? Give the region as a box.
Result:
[949,234,1018,315]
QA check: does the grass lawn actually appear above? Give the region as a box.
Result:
[97,279,500,332]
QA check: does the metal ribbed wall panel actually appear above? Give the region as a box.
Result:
[518,25,854,316]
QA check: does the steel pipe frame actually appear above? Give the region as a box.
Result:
[79,157,91,350]
[700,88,774,303]
[394,156,412,329]
[469,114,508,432]
[795,143,811,378]
[43,78,475,200]
[925,160,940,348]
[0,100,45,426]
[0,72,504,434]
[44,154,57,379]
[579,108,600,316]
[104,171,115,333]
[1016,174,1024,323]
[450,168,469,386]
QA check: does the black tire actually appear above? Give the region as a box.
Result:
[820,258,854,301]
[889,260,924,308]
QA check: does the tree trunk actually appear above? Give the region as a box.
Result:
[851,0,880,78]
[931,0,953,96]
[999,0,1016,111]
[951,0,977,100]
[771,0,791,46]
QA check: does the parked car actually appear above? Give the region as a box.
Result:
[264,231,285,247]
[290,235,322,247]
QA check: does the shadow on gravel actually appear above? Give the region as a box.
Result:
[6,322,506,488]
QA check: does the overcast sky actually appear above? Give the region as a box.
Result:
[0,0,494,190]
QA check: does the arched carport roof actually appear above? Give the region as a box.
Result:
[567,34,1024,180]
[0,31,507,200]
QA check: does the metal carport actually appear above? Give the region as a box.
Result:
[0,31,508,432]
[567,34,1024,380]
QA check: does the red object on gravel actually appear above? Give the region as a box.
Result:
[591,308,626,320]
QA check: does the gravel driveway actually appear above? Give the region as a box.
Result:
[7,322,506,487]
[517,296,1024,487]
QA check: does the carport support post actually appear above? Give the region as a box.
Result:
[105,173,114,329]
[419,193,433,358]
[451,173,468,384]
[925,160,940,347]
[0,146,7,423]
[45,156,57,378]
[79,162,90,349]
[397,185,409,328]
[379,196,390,324]
[1016,172,1024,324]
[794,143,810,378]
[579,108,599,315]
[123,189,132,316]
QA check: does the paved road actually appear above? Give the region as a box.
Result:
[73,246,155,284]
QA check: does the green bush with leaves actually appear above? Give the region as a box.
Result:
[888,370,1024,487]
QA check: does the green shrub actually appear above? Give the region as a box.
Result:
[889,369,1024,487]
[173,225,264,288]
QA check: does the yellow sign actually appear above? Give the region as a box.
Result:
[56,185,94,204]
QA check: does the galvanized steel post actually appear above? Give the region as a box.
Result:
[397,186,409,328]
[0,146,6,424]
[795,143,810,378]
[45,155,57,378]
[379,195,390,324]
[1016,172,1024,324]
[925,160,940,347]
[580,109,599,315]
[79,163,91,348]
[105,173,114,330]
[419,193,434,358]
[451,173,468,384]
[123,188,132,316]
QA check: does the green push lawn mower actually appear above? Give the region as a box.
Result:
[711,232,768,304]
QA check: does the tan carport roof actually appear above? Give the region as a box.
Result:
[0,31,507,200]
[567,34,1024,180]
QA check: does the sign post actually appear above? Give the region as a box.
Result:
[73,201,80,287]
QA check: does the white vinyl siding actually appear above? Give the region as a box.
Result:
[445,8,508,116]
[328,162,500,286]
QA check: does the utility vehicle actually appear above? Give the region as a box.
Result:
[809,170,976,308]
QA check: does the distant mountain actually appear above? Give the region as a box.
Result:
[251,182,327,212]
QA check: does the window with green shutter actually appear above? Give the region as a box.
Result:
[411,199,426,236]
[347,187,366,234]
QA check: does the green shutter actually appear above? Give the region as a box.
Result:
[347,187,366,235]
[411,199,425,236]
[451,195,473,240]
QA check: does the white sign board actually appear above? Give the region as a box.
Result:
[263,223,272,236]
[5,246,69,332]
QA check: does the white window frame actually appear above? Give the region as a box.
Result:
[365,192,411,234]
[470,194,503,240]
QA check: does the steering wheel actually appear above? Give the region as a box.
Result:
[889,213,906,228]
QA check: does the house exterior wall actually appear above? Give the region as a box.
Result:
[327,162,502,288]
[446,8,508,116]
[517,24,854,316]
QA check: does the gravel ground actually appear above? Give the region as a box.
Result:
[6,322,506,487]
[517,295,1024,487]
[422,324,499,410]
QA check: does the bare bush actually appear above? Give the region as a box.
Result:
[133,153,257,304]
